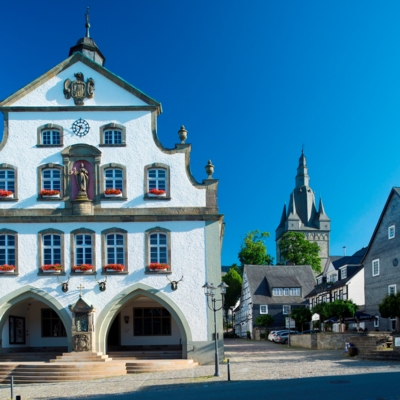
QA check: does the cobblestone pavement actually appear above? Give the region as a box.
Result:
[2,339,400,399]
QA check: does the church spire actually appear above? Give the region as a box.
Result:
[277,204,287,228]
[295,150,310,187]
[318,197,328,217]
[69,7,106,66]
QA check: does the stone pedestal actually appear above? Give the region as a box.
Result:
[72,199,93,215]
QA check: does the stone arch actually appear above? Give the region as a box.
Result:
[0,285,72,352]
[96,282,192,358]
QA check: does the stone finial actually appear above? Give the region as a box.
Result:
[178,125,188,144]
[205,160,215,179]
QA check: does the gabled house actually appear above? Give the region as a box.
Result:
[234,265,315,337]
[362,188,400,332]
[306,248,366,310]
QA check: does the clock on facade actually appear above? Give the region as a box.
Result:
[72,118,90,137]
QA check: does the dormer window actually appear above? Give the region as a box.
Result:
[341,267,347,279]
[389,225,395,240]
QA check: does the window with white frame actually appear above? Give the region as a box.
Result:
[282,305,290,315]
[42,169,61,191]
[273,288,283,296]
[374,317,379,328]
[104,169,123,191]
[75,234,93,266]
[284,288,289,296]
[0,234,15,266]
[149,233,168,264]
[290,288,301,296]
[148,169,166,192]
[106,234,124,265]
[389,225,395,240]
[260,305,268,314]
[104,129,123,145]
[0,170,15,192]
[317,277,322,284]
[42,129,61,145]
[341,267,347,279]
[42,234,61,265]
[388,284,397,295]
[372,259,380,277]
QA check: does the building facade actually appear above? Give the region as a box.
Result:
[0,29,224,364]
[276,151,330,267]
[363,188,400,332]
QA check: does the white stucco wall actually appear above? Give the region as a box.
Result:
[1,109,205,209]
[348,269,365,307]
[0,221,209,342]
[10,62,148,107]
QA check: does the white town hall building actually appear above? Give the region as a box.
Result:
[0,23,223,365]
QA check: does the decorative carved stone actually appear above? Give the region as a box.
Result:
[205,160,214,179]
[73,334,90,352]
[64,73,95,106]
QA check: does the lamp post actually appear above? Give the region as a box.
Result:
[286,305,292,348]
[203,281,229,377]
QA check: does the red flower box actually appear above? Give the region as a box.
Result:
[0,190,13,198]
[104,189,122,195]
[41,264,62,271]
[148,189,166,196]
[40,189,60,196]
[104,264,125,271]
[0,264,16,271]
[149,262,169,270]
[73,264,94,271]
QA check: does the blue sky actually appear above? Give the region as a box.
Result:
[1,1,400,265]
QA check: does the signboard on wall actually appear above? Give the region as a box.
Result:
[312,313,320,321]
[285,317,295,328]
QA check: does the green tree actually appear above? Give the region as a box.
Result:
[278,232,321,273]
[255,314,274,337]
[222,267,242,309]
[311,302,329,321]
[291,306,312,332]
[316,300,358,332]
[238,230,274,273]
[379,293,400,321]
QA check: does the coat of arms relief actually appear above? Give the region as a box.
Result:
[63,72,95,105]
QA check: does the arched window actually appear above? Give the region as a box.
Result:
[38,164,63,200]
[144,163,170,199]
[37,124,63,147]
[99,123,126,147]
[0,164,18,201]
[101,228,128,273]
[145,227,171,273]
[38,229,64,274]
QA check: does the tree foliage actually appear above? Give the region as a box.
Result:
[222,267,242,309]
[291,307,312,332]
[323,300,358,320]
[278,232,322,273]
[379,293,400,319]
[238,230,274,270]
[311,302,329,320]
[255,314,274,329]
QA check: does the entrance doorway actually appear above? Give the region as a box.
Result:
[107,313,120,350]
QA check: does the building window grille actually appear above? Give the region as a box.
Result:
[282,305,290,315]
[43,234,61,265]
[372,259,380,277]
[42,130,60,145]
[260,305,268,314]
[104,129,122,145]
[148,169,166,191]
[42,169,61,191]
[0,170,15,192]
[0,234,15,265]
[104,169,123,191]
[75,234,92,265]
[388,284,397,295]
[273,288,283,296]
[41,309,67,337]
[106,234,124,265]
[133,308,171,336]
[389,225,395,239]
[149,233,168,264]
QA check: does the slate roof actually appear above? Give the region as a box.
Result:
[244,265,316,305]
[306,265,364,298]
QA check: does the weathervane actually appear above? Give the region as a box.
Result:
[85,6,90,38]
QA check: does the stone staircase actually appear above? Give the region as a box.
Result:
[0,352,62,362]
[358,350,400,361]
[0,351,197,383]
[108,350,182,360]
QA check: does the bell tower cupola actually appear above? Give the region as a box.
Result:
[69,7,106,66]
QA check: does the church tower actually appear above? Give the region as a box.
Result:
[276,151,330,267]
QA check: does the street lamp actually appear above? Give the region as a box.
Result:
[203,281,229,377]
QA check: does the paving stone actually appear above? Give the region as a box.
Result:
[2,339,400,399]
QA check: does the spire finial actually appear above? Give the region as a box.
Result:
[302,143,305,154]
[85,7,91,38]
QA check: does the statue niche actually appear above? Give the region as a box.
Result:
[69,161,93,201]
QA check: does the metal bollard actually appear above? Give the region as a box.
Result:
[10,375,14,399]
[227,358,231,381]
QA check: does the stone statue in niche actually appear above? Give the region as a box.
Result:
[69,162,89,200]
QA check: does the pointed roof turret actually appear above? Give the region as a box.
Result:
[69,7,106,66]
[287,191,299,219]
[295,150,310,188]
[277,204,287,228]
[315,197,330,222]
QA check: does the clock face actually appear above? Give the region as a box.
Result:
[72,118,90,137]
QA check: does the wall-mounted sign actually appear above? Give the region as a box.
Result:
[312,313,320,321]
